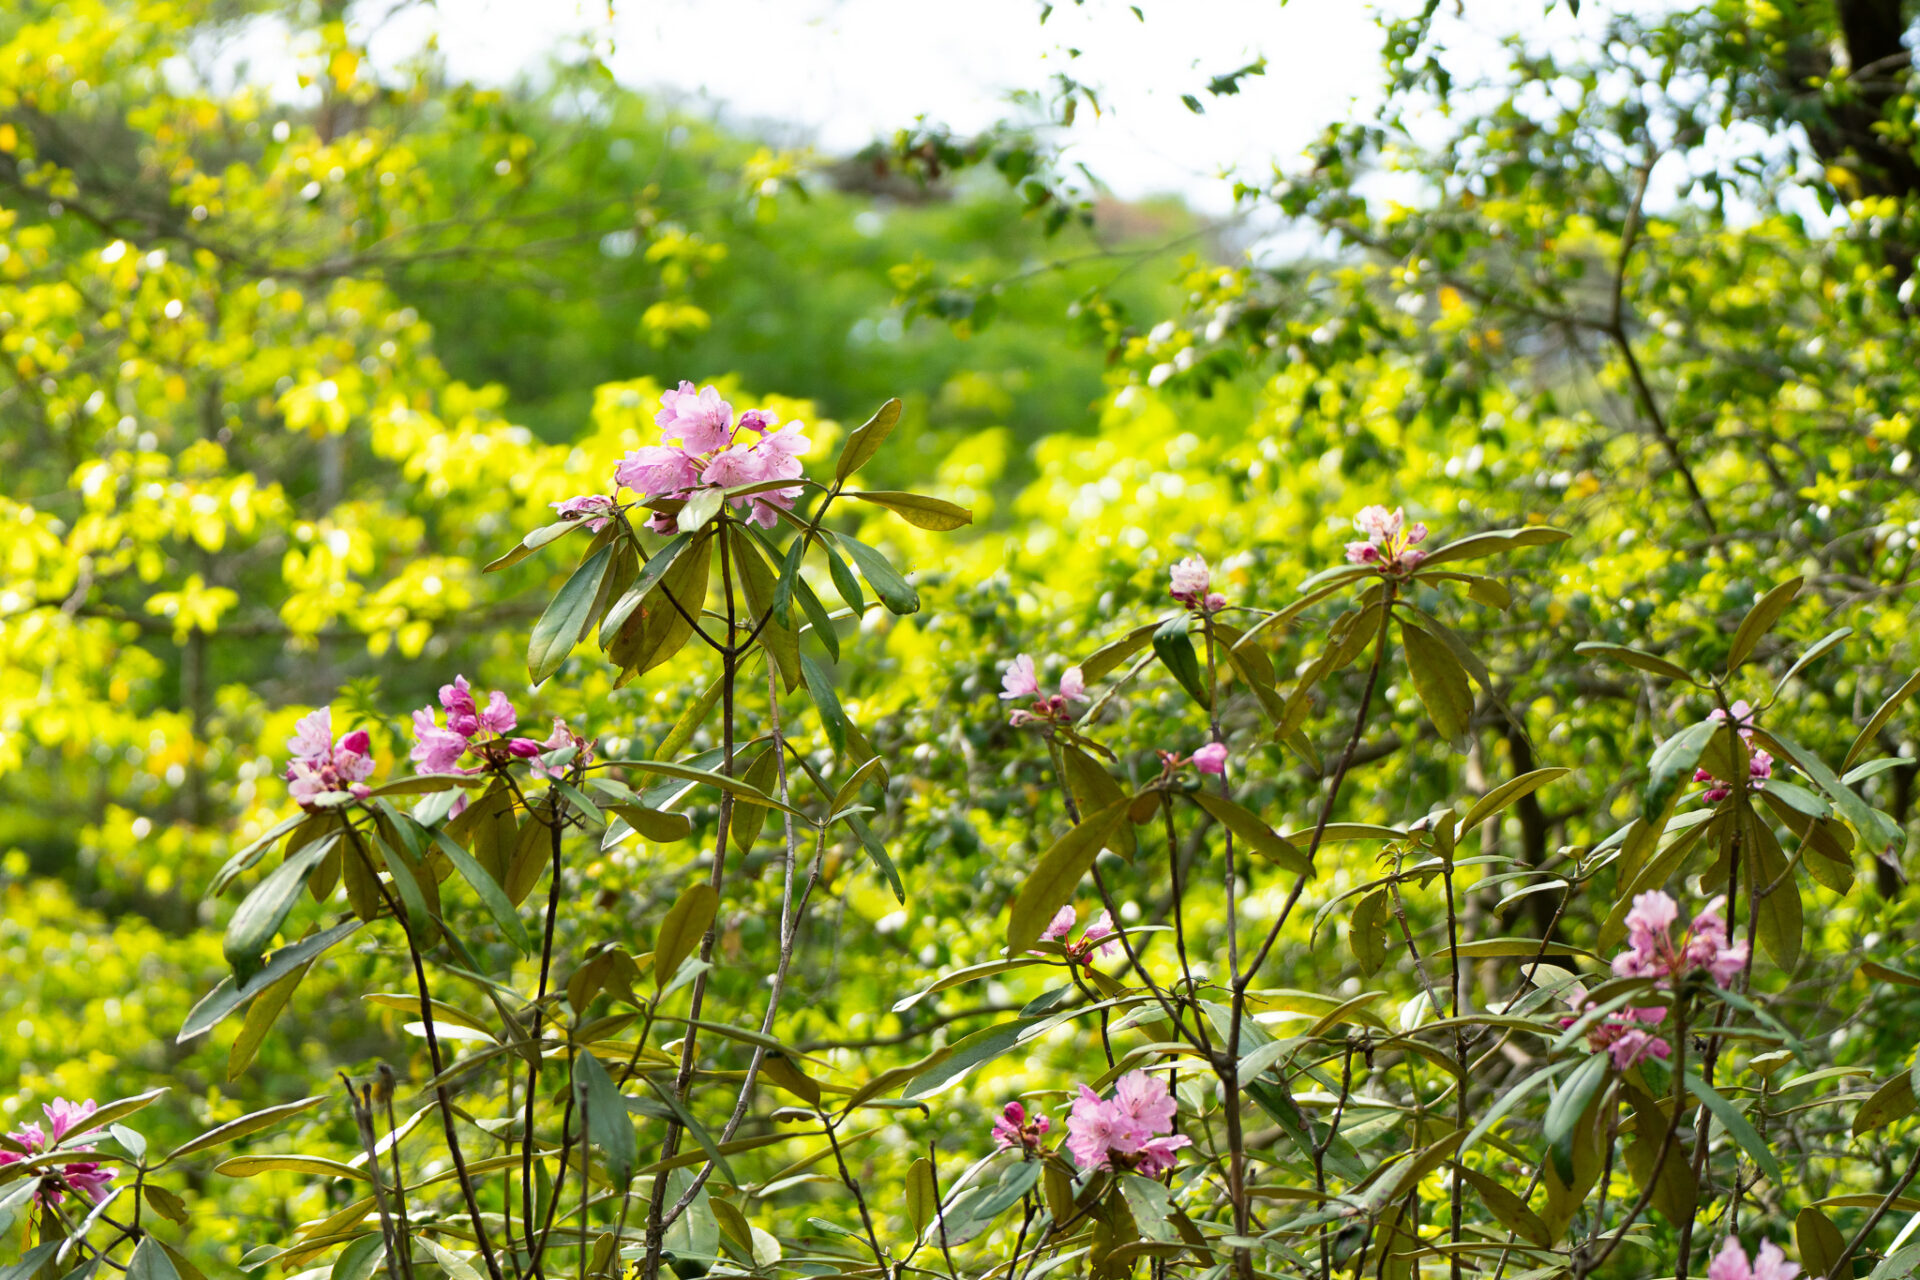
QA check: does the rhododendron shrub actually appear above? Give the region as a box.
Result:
[17,382,1920,1280]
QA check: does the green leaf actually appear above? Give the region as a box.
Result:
[1684,1071,1782,1183]
[846,812,907,904]
[1457,767,1569,836]
[1726,577,1802,673]
[1006,801,1129,955]
[124,1240,182,1280]
[800,653,853,758]
[1400,619,1473,747]
[905,1157,937,1237]
[1190,791,1309,874]
[223,833,342,982]
[1545,1053,1610,1181]
[902,1016,1050,1099]
[421,824,534,952]
[1058,743,1136,858]
[1460,1059,1576,1159]
[214,1153,371,1180]
[329,1235,384,1280]
[835,532,920,614]
[528,541,615,684]
[1643,720,1717,823]
[616,758,809,818]
[1151,614,1210,708]
[1796,1206,1847,1280]
[1458,1166,1550,1248]
[1759,778,1830,819]
[844,490,974,531]
[1081,622,1159,681]
[181,919,363,1042]
[772,532,806,629]
[678,487,724,532]
[822,538,866,614]
[1416,525,1569,568]
[1573,642,1696,684]
[599,532,691,644]
[1846,670,1920,770]
[164,1095,325,1164]
[835,397,902,481]
[573,1050,638,1185]
[1760,729,1903,854]
[1853,1072,1915,1137]
[655,883,718,988]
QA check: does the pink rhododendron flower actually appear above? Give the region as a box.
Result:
[1561,995,1672,1069]
[528,716,595,779]
[613,444,702,498]
[0,1099,115,1206]
[1695,748,1772,803]
[1193,742,1229,775]
[1708,1238,1799,1280]
[1001,655,1091,726]
[615,383,810,529]
[411,707,470,774]
[1169,555,1226,611]
[283,707,376,807]
[1610,890,1748,987]
[1345,505,1430,575]
[549,494,615,533]
[1034,906,1119,967]
[479,690,517,735]
[655,381,735,453]
[990,1101,1051,1156]
[1064,1071,1190,1175]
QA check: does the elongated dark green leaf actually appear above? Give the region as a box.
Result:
[1416,526,1569,568]
[1401,619,1472,747]
[835,533,920,614]
[772,532,806,629]
[1726,577,1802,673]
[1458,1166,1551,1248]
[329,1234,384,1280]
[224,833,342,982]
[1761,729,1903,853]
[1685,1070,1782,1183]
[843,490,974,531]
[1573,642,1696,685]
[953,1161,1043,1234]
[1846,670,1920,770]
[655,883,718,988]
[1759,778,1830,819]
[573,1050,637,1185]
[529,542,614,684]
[1545,1053,1610,1181]
[181,919,363,1042]
[164,1096,325,1164]
[1006,801,1129,955]
[616,759,809,818]
[423,825,534,952]
[678,487,724,532]
[210,811,310,896]
[792,572,841,662]
[1058,743,1136,858]
[124,1238,182,1280]
[846,811,906,904]
[835,397,902,481]
[1190,791,1309,874]
[599,532,690,644]
[1151,614,1210,708]
[1643,720,1717,822]
[800,653,852,758]
[1461,1059,1575,1158]
[902,1016,1049,1099]
[1082,622,1160,681]
[822,539,865,614]
[1459,768,1569,835]
[906,1158,936,1237]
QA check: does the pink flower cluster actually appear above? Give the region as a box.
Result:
[1567,890,1750,1068]
[0,1098,115,1206]
[1154,744,1229,779]
[1344,506,1429,574]
[1039,904,1118,967]
[1694,701,1774,802]
[1562,995,1670,1070]
[549,494,616,533]
[990,1101,1051,1156]
[1169,555,1227,613]
[284,707,375,808]
[1613,891,1748,988]
[1000,654,1088,727]
[613,382,809,530]
[1064,1071,1191,1176]
[1708,1238,1799,1280]
[410,676,591,785]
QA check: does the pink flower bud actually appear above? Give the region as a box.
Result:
[1193,743,1229,775]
